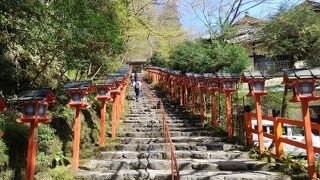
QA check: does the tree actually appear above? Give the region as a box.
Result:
[169,39,249,73]
[180,0,270,40]
[259,4,320,68]
[258,4,320,117]
[125,0,185,60]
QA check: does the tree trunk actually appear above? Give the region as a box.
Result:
[280,85,288,118]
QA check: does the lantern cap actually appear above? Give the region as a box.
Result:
[185,73,193,77]
[216,72,239,80]
[62,80,92,91]
[241,71,269,82]
[94,79,109,86]
[17,88,55,103]
[192,73,203,78]
[283,68,320,83]
[203,73,216,78]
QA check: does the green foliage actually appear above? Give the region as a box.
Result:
[168,39,249,73]
[35,166,74,180]
[0,0,129,96]
[259,5,320,67]
[38,125,56,152]
[0,139,9,168]
[149,51,169,67]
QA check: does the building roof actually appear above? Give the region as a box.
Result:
[233,15,262,27]
[305,0,320,12]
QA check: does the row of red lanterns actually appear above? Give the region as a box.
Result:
[3,65,132,180]
[147,66,320,179]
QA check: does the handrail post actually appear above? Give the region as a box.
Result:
[244,106,252,146]
[274,117,283,157]
[255,95,264,153]
[200,88,205,122]
[211,91,218,128]
[226,92,233,138]
[301,99,316,179]
[180,84,183,106]
[191,88,196,117]
[184,84,188,111]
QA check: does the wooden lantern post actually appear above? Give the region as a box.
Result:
[197,74,207,122]
[62,81,93,169]
[186,73,197,117]
[283,68,320,179]
[94,80,112,147]
[241,71,269,153]
[108,73,126,139]
[16,88,55,180]
[184,77,190,111]
[204,73,219,127]
[217,72,239,138]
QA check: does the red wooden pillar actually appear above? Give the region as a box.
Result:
[26,121,37,180]
[255,95,264,153]
[210,91,218,127]
[111,92,119,139]
[180,84,183,106]
[191,88,196,116]
[225,92,233,138]
[72,108,81,169]
[99,100,107,147]
[184,85,189,111]
[199,89,205,122]
[301,99,316,179]
[244,110,253,146]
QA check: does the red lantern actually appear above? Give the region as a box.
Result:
[241,71,269,96]
[16,88,55,180]
[283,69,320,102]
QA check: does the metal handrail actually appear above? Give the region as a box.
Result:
[141,78,180,180]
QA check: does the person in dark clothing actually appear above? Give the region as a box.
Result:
[132,80,142,102]
[134,72,138,82]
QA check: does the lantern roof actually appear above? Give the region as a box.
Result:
[62,80,92,91]
[17,88,55,103]
[241,71,269,82]
[216,72,239,80]
[283,68,320,83]
[107,73,124,82]
[193,74,203,78]
[203,73,217,78]
[185,73,193,77]
[94,79,108,86]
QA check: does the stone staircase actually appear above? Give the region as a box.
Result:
[76,83,290,180]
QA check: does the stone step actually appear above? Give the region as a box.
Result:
[76,169,290,180]
[120,122,204,128]
[117,131,217,138]
[79,158,278,172]
[99,150,248,160]
[105,142,234,151]
[118,136,221,144]
[120,127,211,132]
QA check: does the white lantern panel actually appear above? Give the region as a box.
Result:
[72,93,81,102]
[38,104,47,116]
[223,82,233,89]
[253,82,264,92]
[299,82,313,95]
[26,104,35,116]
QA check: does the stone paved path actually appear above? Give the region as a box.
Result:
[76,80,291,180]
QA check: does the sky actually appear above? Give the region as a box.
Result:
[177,0,309,37]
